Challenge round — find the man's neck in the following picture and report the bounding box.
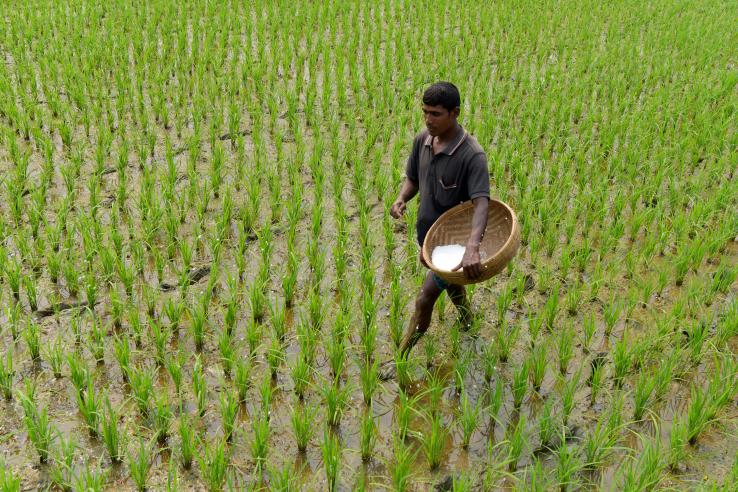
[436,122,462,145]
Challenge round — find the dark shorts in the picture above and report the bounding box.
[432,272,451,291]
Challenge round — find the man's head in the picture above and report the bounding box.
[422,82,460,137]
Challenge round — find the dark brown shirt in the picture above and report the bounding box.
[406,126,490,246]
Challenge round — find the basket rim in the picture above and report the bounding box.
[421,198,519,276]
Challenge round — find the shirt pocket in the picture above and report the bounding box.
[433,169,463,208]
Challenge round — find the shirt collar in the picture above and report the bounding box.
[423,126,467,155]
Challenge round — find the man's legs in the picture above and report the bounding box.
[398,270,444,357]
[446,284,473,330]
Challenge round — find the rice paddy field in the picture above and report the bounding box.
[0,0,737,490]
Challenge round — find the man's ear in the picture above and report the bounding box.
[452,107,460,119]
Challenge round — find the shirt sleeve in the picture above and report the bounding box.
[405,136,420,183]
[467,152,491,199]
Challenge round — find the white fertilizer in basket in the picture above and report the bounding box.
[431,244,466,271]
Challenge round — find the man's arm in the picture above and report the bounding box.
[390,178,419,219]
[453,196,489,279]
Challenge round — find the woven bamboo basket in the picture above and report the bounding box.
[421,199,520,286]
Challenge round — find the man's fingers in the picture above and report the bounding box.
[451,261,463,272]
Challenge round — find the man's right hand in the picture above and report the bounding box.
[390,199,406,219]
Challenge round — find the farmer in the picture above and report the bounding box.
[383,82,490,376]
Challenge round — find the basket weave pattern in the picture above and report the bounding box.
[421,199,521,286]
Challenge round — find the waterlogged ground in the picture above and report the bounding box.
[0,0,737,490]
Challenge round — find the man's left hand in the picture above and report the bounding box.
[452,244,483,280]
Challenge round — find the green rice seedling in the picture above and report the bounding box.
[494,321,519,363]
[17,383,53,463]
[496,285,513,325]
[72,458,107,492]
[395,351,413,390]
[418,410,447,470]
[251,412,270,473]
[581,313,596,354]
[613,336,630,387]
[112,335,131,383]
[561,371,580,427]
[101,396,123,463]
[282,251,298,307]
[0,350,13,400]
[396,388,417,441]
[321,428,341,492]
[270,298,287,341]
[0,459,21,492]
[603,296,621,336]
[6,303,22,340]
[266,336,286,379]
[152,393,173,444]
[189,298,207,352]
[249,277,268,323]
[618,436,664,491]
[542,286,559,330]
[66,350,90,399]
[218,326,236,378]
[326,333,346,379]
[83,271,98,309]
[245,314,262,357]
[165,351,184,397]
[685,319,708,363]
[488,377,505,430]
[506,413,527,471]
[668,414,689,471]
[109,288,124,330]
[269,462,297,492]
[23,274,38,311]
[423,333,438,369]
[259,373,274,417]
[129,364,154,417]
[589,358,605,405]
[388,270,406,348]
[358,357,379,405]
[450,324,461,360]
[453,351,471,394]
[87,314,105,364]
[390,432,416,492]
[179,415,195,470]
[193,356,207,417]
[22,318,41,362]
[710,260,737,295]
[564,282,582,316]
[528,311,544,348]
[528,343,547,393]
[127,305,143,348]
[558,323,574,375]
[322,377,352,427]
[234,356,252,403]
[128,438,152,492]
[290,354,311,400]
[76,379,101,437]
[538,398,557,451]
[49,432,76,491]
[163,297,185,332]
[5,259,21,301]
[555,438,581,492]
[291,402,318,452]
[477,335,498,381]
[219,389,239,442]
[360,407,377,462]
[458,389,482,448]
[512,362,529,409]
[142,283,157,318]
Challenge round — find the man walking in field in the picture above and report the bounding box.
[383,82,490,377]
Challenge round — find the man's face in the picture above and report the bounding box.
[422,104,459,137]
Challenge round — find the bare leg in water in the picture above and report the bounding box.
[382,272,473,380]
[398,271,444,358]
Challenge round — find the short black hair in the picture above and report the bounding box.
[422,82,461,112]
